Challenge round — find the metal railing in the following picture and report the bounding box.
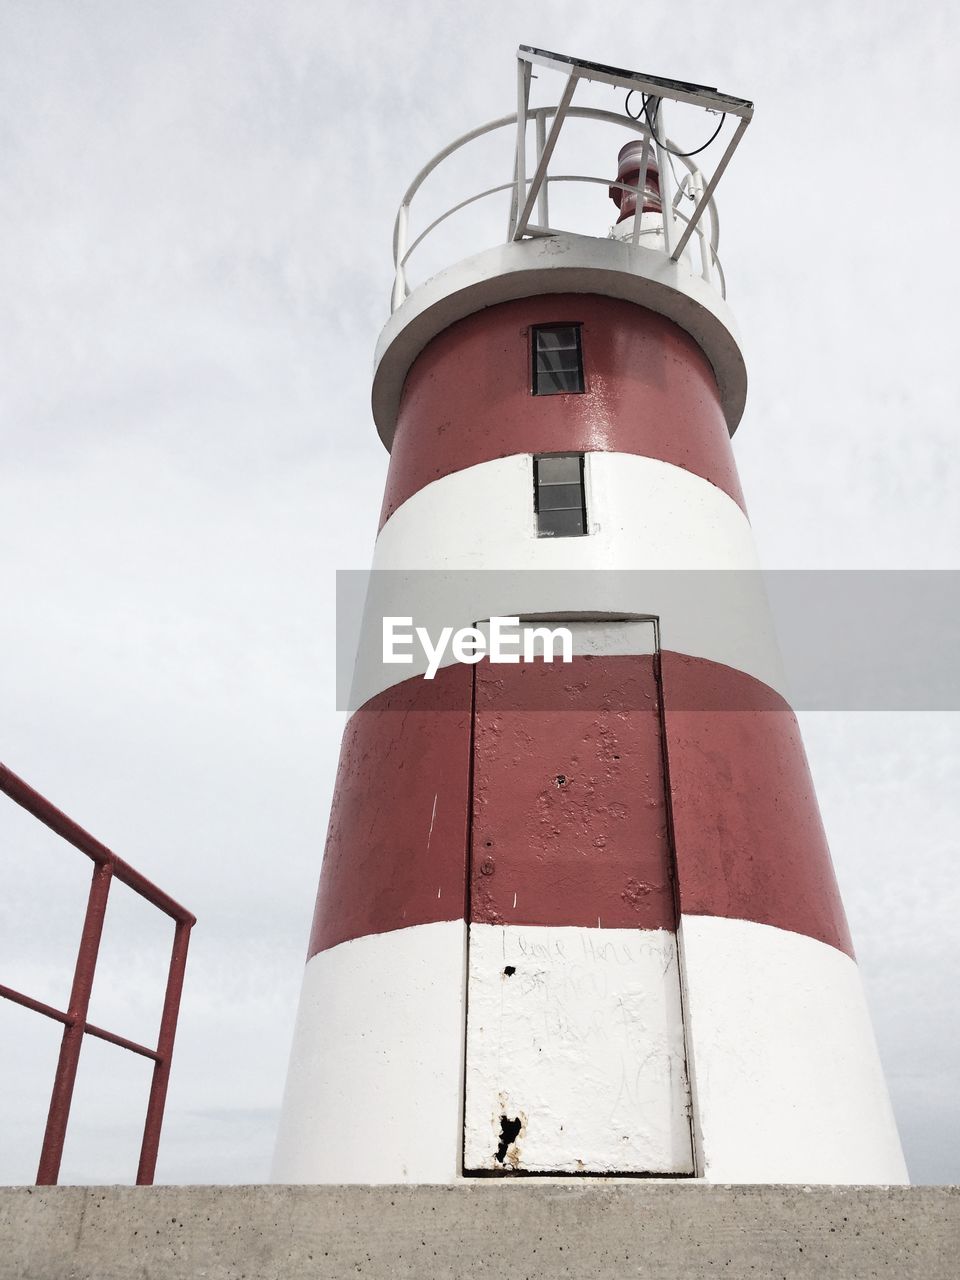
[390,47,754,313]
[0,762,195,1185]
[391,106,726,312]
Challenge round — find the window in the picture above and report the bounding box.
[534,454,587,537]
[532,324,584,396]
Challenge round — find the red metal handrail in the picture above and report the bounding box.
[0,762,196,1185]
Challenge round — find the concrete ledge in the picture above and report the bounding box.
[1,1184,957,1280]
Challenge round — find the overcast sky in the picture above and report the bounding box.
[0,0,957,1186]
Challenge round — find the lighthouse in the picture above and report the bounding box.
[273,47,907,1184]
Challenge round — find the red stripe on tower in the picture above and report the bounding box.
[380,296,746,530]
[308,655,851,959]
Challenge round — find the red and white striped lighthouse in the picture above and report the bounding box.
[273,48,907,1184]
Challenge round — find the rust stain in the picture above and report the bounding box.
[469,653,677,931]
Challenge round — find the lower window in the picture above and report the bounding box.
[534,453,587,538]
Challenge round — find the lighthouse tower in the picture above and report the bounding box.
[273,48,907,1184]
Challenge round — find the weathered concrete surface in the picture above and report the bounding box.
[1,1184,957,1280]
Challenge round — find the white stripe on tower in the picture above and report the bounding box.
[352,449,780,710]
[679,916,906,1183]
[272,922,466,1183]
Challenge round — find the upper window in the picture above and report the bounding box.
[532,324,584,396]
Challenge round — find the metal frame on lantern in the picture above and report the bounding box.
[512,46,753,258]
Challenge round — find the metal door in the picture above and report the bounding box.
[463,620,694,1174]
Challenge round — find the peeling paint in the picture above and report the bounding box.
[470,643,676,933]
[426,793,438,850]
[464,923,693,1174]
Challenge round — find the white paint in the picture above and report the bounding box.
[474,616,656,658]
[427,793,437,848]
[272,922,466,1184]
[561,617,657,655]
[609,211,668,253]
[679,915,909,1184]
[374,453,756,573]
[346,452,785,710]
[272,915,907,1184]
[372,231,747,443]
[464,924,694,1174]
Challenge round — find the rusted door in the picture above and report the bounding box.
[463,620,694,1175]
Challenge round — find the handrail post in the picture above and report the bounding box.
[36,860,113,1185]
[505,147,519,243]
[630,104,655,246]
[656,135,675,257]
[535,110,549,228]
[136,918,193,1185]
[392,203,410,312]
[690,169,714,284]
[509,58,531,239]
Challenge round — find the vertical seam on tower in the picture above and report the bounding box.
[653,631,703,1178]
[458,653,480,1177]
